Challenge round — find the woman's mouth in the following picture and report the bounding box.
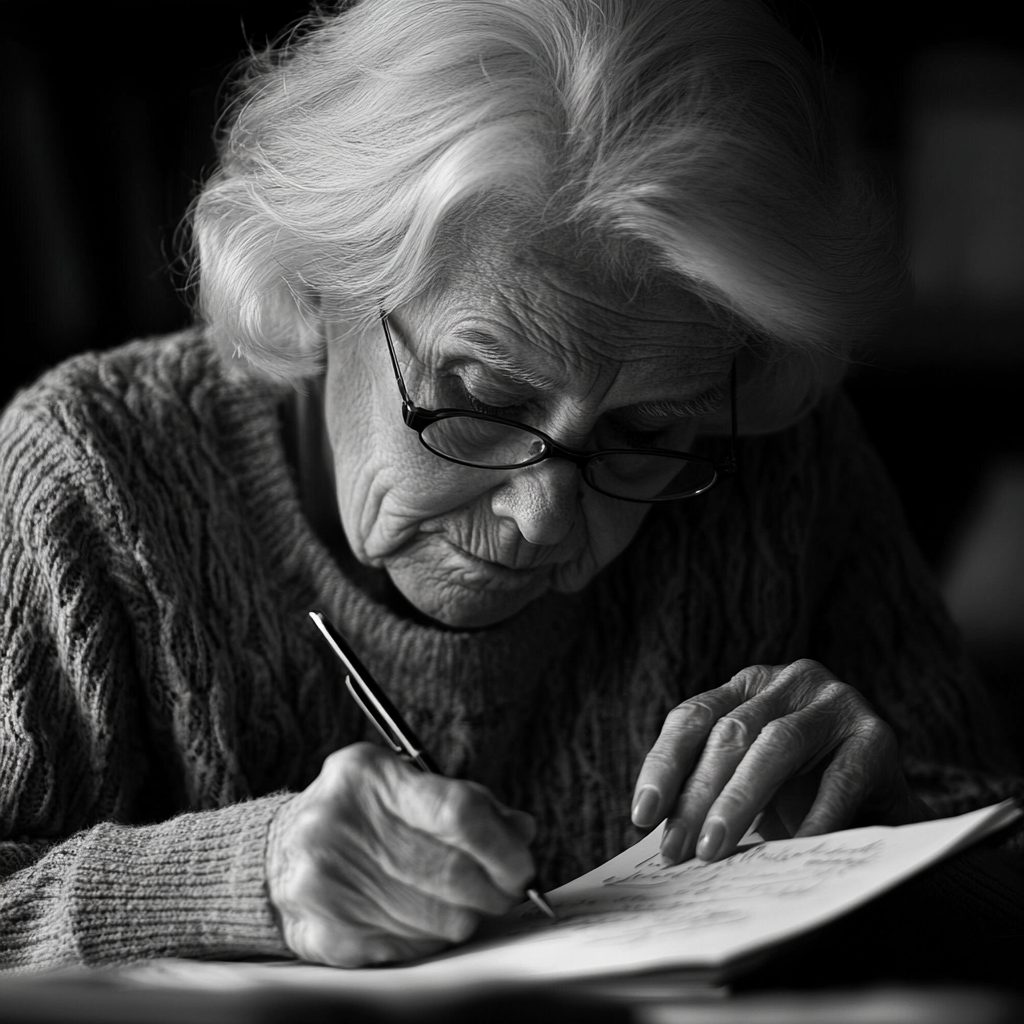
[447,541,554,578]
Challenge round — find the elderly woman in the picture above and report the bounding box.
[0,0,1019,973]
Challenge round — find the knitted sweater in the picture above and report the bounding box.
[0,330,1019,972]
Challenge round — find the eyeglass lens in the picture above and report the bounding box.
[586,451,716,500]
[419,417,715,500]
[420,416,544,468]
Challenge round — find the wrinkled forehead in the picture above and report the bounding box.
[421,232,740,375]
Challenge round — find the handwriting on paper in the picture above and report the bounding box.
[127,802,1017,989]
[510,835,884,947]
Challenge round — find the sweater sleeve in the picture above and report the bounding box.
[0,389,291,971]
[807,396,1024,822]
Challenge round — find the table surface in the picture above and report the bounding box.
[3,841,1020,1023]
[1,972,1022,1024]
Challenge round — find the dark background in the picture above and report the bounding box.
[2,1,1023,753]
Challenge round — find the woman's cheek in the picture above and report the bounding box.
[339,450,497,567]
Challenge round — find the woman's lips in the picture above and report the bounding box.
[455,545,546,573]
[439,539,561,582]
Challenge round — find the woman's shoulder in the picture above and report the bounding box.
[4,328,282,451]
[0,329,287,520]
[5,328,275,424]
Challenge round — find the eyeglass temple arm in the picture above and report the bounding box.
[379,309,416,410]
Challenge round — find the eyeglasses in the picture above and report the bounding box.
[380,311,737,503]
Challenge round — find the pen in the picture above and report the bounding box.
[309,610,557,920]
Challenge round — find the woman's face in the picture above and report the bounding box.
[322,248,738,628]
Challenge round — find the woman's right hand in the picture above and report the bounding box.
[265,742,537,967]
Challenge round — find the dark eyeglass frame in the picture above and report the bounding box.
[380,310,738,503]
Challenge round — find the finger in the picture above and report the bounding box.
[631,682,754,829]
[287,909,450,969]
[693,704,837,861]
[669,669,875,861]
[390,769,536,898]
[499,808,537,845]
[659,698,783,863]
[312,747,528,919]
[298,829,490,944]
[375,809,522,916]
[795,717,900,836]
[460,780,537,844]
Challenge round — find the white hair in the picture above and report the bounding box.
[191,0,906,383]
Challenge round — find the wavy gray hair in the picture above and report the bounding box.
[191,0,906,386]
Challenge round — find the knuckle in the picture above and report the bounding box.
[856,714,896,751]
[771,659,829,694]
[665,699,716,733]
[818,680,854,704]
[323,745,354,775]
[322,742,377,785]
[434,782,485,834]
[343,741,384,770]
[728,664,775,692]
[789,657,826,677]
[757,716,804,749]
[708,714,753,750]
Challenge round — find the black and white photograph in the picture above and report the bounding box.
[2,2,1022,1021]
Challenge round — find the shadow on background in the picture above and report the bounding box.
[2,2,1023,758]
[1,1,310,399]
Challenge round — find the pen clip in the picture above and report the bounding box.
[310,611,440,774]
[343,674,406,758]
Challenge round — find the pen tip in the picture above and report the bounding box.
[527,888,558,920]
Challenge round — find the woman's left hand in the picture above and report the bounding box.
[631,659,932,864]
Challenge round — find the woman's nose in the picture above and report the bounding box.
[489,458,581,547]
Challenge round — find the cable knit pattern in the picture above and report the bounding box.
[1,329,1020,971]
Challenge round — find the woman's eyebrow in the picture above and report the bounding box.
[453,327,729,413]
[627,385,726,420]
[452,329,562,391]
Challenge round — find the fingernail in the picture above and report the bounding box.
[697,819,726,861]
[660,823,687,863]
[632,786,660,827]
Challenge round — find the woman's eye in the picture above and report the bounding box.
[622,426,672,447]
[604,416,689,449]
[445,373,528,417]
[464,391,526,417]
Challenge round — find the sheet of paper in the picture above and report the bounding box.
[126,801,1018,996]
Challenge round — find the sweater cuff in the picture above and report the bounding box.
[71,794,295,966]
